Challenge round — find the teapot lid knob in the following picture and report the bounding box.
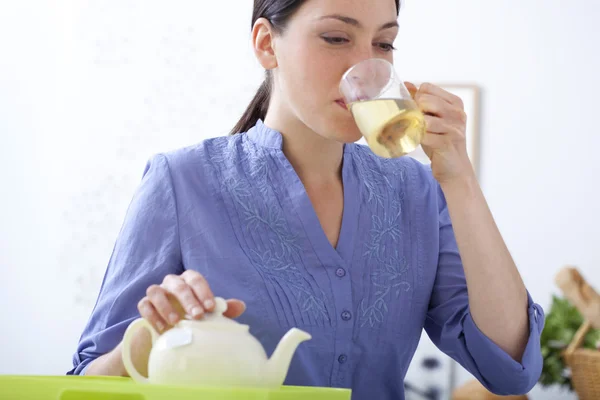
[197,297,237,324]
[213,297,228,316]
[181,296,248,331]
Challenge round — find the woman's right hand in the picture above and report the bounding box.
[88,268,246,377]
[137,270,246,333]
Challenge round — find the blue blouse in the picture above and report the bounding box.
[69,120,544,399]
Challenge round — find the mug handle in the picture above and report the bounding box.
[122,318,159,383]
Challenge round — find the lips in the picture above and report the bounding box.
[335,99,348,109]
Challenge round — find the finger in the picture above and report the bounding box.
[138,296,167,333]
[404,81,418,99]
[147,284,183,325]
[181,270,216,312]
[163,274,205,319]
[421,131,450,151]
[424,115,456,135]
[415,93,466,123]
[418,82,463,107]
[414,93,448,117]
[223,299,247,319]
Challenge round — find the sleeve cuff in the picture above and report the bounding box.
[67,356,93,376]
[462,291,545,395]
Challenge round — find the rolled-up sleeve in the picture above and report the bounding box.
[423,184,545,395]
[67,154,183,375]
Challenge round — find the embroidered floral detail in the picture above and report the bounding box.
[360,253,411,328]
[380,157,407,181]
[354,147,408,208]
[208,137,330,324]
[363,213,402,260]
[363,175,386,208]
[391,196,404,219]
[355,148,412,328]
[250,250,329,319]
[223,174,301,258]
[239,142,271,198]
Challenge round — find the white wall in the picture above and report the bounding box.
[1,1,598,399]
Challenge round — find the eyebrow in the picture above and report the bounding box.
[319,14,399,31]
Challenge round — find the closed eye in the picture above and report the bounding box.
[322,36,350,45]
[376,42,397,52]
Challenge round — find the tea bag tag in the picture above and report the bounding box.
[162,327,193,349]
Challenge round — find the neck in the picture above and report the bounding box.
[264,107,344,185]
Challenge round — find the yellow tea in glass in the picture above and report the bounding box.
[340,59,425,158]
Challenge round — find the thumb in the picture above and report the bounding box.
[223,299,246,318]
[420,142,434,162]
[404,81,418,99]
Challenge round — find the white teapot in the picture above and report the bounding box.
[122,297,311,388]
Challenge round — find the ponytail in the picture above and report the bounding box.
[229,72,272,135]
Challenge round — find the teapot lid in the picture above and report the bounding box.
[181,297,248,332]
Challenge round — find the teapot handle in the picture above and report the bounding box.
[122,318,159,383]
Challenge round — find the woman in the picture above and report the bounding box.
[68,0,545,399]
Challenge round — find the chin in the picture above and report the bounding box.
[305,107,363,144]
[327,119,363,144]
[335,130,363,144]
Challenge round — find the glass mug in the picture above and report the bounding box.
[340,58,426,158]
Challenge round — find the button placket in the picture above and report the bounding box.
[328,263,354,388]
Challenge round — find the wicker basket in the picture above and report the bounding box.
[562,321,600,400]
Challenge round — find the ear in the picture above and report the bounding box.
[252,17,278,70]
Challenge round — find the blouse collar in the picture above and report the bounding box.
[245,119,283,150]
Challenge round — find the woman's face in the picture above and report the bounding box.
[271,0,399,143]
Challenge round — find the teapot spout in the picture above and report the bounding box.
[265,328,311,388]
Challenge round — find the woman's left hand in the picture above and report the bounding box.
[405,82,476,186]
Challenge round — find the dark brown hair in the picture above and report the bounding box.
[230,0,401,134]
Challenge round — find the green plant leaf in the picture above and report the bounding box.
[539,295,599,390]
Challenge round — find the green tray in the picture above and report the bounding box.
[0,375,351,400]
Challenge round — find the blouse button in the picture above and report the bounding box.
[338,354,348,364]
[335,268,346,278]
[341,310,352,321]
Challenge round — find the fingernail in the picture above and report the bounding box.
[156,321,165,332]
[191,306,203,317]
[169,313,179,324]
[204,299,214,310]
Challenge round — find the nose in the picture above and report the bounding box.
[348,42,378,70]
